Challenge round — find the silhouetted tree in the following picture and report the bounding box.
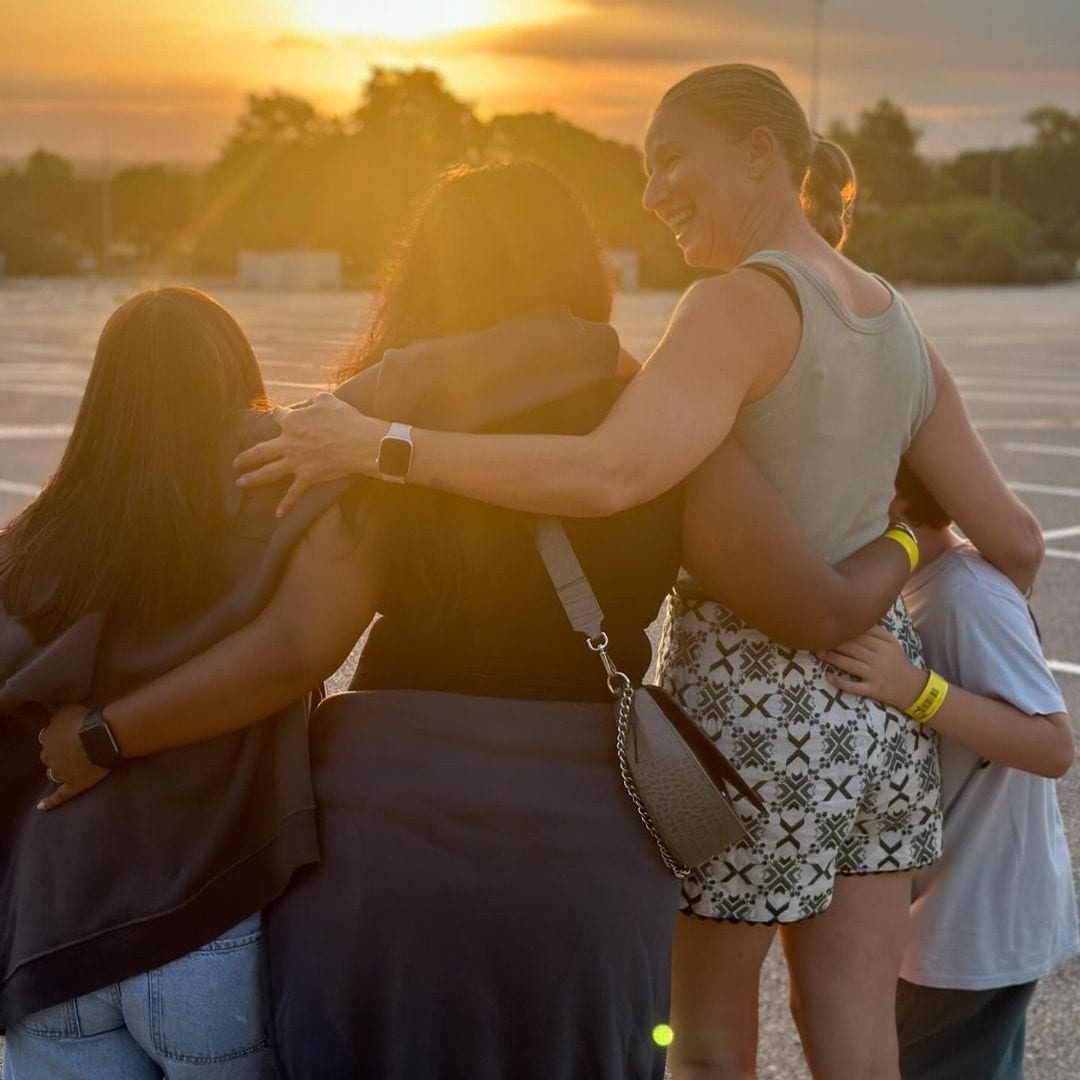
[2,73,1075,282]
[829,99,934,207]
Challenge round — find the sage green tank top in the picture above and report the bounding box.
[732,250,935,563]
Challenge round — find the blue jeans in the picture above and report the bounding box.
[896,977,1038,1080]
[3,914,279,1080]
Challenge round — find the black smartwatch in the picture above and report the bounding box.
[376,422,414,484]
[79,710,124,769]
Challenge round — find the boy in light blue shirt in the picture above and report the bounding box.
[823,463,1076,1080]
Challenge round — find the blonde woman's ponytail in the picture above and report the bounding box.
[801,137,856,249]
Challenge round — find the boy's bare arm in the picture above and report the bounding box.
[821,626,1074,779]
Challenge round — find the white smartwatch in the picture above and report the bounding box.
[376,422,414,484]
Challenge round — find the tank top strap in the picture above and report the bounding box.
[741,250,901,335]
[739,250,817,320]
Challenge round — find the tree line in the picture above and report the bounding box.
[1,68,1077,285]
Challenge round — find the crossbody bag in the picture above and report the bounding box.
[532,516,765,878]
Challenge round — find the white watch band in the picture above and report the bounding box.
[377,422,414,484]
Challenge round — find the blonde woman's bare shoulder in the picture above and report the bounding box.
[667,269,800,356]
[676,269,798,323]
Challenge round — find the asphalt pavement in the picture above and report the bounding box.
[1,276,1078,1078]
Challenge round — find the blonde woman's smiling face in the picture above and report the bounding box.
[642,106,756,271]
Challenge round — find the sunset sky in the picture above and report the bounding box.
[3,0,1078,165]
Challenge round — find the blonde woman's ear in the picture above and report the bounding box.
[745,126,776,179]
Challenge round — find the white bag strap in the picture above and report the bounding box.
[531,516,630,697]
[531,516,605,642]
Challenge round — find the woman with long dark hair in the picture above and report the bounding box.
[0,287,371,1077]
[18,165,681,1080]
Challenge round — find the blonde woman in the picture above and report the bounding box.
[237,66,1043,1079]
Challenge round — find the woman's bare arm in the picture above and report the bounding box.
[38,505,378,808]
[106,505,376,756]
[235,271,800,518]
[905,341,1044,592]
[684,441,911,651]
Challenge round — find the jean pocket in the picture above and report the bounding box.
[148,916,271,1063]
[19,999,80,1039]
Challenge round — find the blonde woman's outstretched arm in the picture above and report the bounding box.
[235,271,800,517]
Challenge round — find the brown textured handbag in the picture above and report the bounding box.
[533,517,765,878]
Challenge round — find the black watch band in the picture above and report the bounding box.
[79,710,124,769]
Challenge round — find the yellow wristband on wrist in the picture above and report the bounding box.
[883,527,920,573]
[905,670,949,724]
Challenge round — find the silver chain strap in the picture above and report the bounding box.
[588,633,691,879]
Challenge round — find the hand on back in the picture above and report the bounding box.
[819,625,926,713]
[37,704,110,811]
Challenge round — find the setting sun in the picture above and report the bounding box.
[300,0,499,39]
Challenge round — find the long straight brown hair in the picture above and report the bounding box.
[0,286,266,640]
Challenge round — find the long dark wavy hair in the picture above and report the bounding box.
[343,161,614,616]
[339,160,612,381]
[0,286,266,640]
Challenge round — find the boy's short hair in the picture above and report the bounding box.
[896,461,952,529]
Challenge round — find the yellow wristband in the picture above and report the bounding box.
[883,527,920,573]
[905,670,949,724]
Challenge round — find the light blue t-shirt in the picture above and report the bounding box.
[900,541,1078,990]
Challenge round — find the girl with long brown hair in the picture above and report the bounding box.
[0,287,372,1077]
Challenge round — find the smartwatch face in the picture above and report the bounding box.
[378,437,412,478]
[81,719,121,767]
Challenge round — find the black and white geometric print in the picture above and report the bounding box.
[656,593,942,925]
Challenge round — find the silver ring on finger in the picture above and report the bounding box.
[46,767,62,786]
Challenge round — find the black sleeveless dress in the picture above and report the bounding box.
[265,380,683,1080]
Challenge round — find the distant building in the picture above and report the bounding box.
[607,249,641,291]
[238,251,342,291]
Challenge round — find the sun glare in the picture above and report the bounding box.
[302,0,499,39]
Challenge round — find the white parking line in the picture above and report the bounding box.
[953,366,1080,382]
[1009,482,1080,499]
[0,424,74,440]
[1049,660,1080,678]
[975,419,1080,431]
[957,375,1080,391]
[1003,442,1080,458]
[957,334,1076,347]
[964,391,1080,406]
[0,479,41,497]
[0,382,86,399]
[0,363,89,379]
[1043,526,1080,541]
[1046,549,1080,562]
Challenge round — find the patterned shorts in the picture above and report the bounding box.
[656,592,942,925]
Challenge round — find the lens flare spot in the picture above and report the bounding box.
[653,1023,675,1047]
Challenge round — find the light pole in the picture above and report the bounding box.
[99,137,112,273]
[810,0,826,131]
